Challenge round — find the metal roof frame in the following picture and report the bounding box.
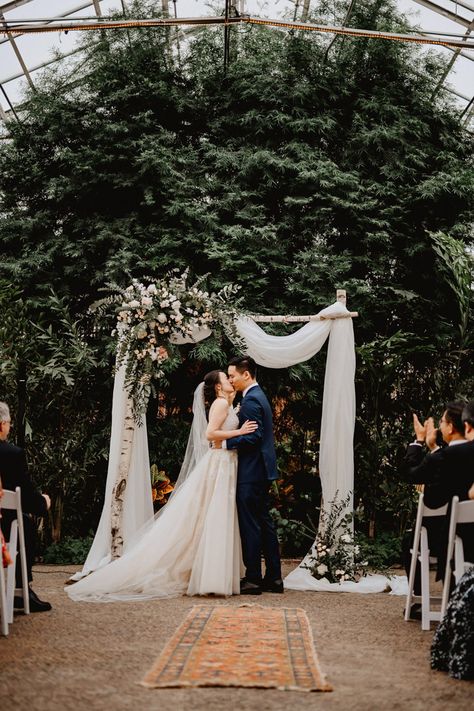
[0,0,473,128]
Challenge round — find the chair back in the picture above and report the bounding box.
[455,499,474,524]
[0,487,30,615]
[0,498,9,635]
[441,496,474,617]
[1,487,24,517]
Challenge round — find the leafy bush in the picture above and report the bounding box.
[355,531,402,571]
[43,536,93,565]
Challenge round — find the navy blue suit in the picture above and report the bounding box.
[226,384,281,584]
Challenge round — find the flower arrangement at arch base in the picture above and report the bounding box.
[97,270,242,418]
[304,494,369,584]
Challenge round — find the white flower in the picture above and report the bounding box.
[129,300,140,308]
[172,300,181,311]
[125,285,134,292]
[150,351,158,361]
[354,545,360,555]
[142,296,153,307]
[316,564,328,575]
[335,569,344,576]
[137,330,147,340]
[147,284,157,294]
[160,300,170,308]
[319,550,326,558]
[344,574,351,580]
[157,313,167,323]
[175,313,183,322]
[340,534,352,544]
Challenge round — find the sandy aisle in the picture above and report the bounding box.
[1,562,471,710]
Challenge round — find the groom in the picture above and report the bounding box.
[226,356,283,595]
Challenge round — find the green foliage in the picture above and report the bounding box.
[43,536,94,565]
[356,531,402,571]
[0,0,472,546]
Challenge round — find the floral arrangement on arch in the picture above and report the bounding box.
[99,270,241,416]
[304,494,368,584]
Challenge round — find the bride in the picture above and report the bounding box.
[67,370,257,601]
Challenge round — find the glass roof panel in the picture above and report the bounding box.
[0,0,472,125]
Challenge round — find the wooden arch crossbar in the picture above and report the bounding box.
[253,290,359,323]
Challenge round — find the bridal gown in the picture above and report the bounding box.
[67,408,241,601]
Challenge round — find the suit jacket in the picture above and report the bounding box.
[226,385,278,484]
[402,441,474,576]
[0,440,47,536]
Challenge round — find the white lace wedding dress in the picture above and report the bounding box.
[67,408,241,601]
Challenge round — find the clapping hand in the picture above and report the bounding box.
[425,418,438,451]
[413,413,427,442]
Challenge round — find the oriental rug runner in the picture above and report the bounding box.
[141,604,332,692]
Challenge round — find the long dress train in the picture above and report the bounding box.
[67,409,241,601]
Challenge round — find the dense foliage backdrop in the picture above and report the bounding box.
[0,0,473,554]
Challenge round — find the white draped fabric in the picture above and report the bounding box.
[69,362,153,581]
[235,301,355,513]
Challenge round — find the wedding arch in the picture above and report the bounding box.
[72,275,404,593]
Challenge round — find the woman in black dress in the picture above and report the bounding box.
[431,565,474,680]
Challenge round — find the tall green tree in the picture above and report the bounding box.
[0,0,472,543]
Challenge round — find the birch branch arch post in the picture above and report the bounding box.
[71,281,358,581]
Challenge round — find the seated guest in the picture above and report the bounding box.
[401,401,474,618]
[0,402,52,612]
[431,565,474,680]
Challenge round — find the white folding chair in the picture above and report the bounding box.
[0,523,8,636]
[440,496,474,618]
[1,487,30,621]
[404,493,448,630]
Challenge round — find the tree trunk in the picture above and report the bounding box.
[51,492,63,544]
[110,398,135,559]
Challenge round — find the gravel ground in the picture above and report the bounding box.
[1,562,472,711]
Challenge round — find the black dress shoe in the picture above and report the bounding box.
[262,578,284,593]
[240,580,262,595]
[404,603,421,621]
[14,589,52,613]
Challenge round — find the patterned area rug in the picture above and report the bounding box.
[141,604,332,692]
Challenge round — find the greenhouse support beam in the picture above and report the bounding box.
[92,0,102,17]
[0,3,104,46]
[0,10,34,88]
[431,21,474,99]
[412,0,473,29]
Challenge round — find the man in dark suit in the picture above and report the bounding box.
[0,401,52,612]
[401,401,474,618]
[227,356,282,595]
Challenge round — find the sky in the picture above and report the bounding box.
[0,0,472,115]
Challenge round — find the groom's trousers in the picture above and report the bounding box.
[236,482,281,584]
